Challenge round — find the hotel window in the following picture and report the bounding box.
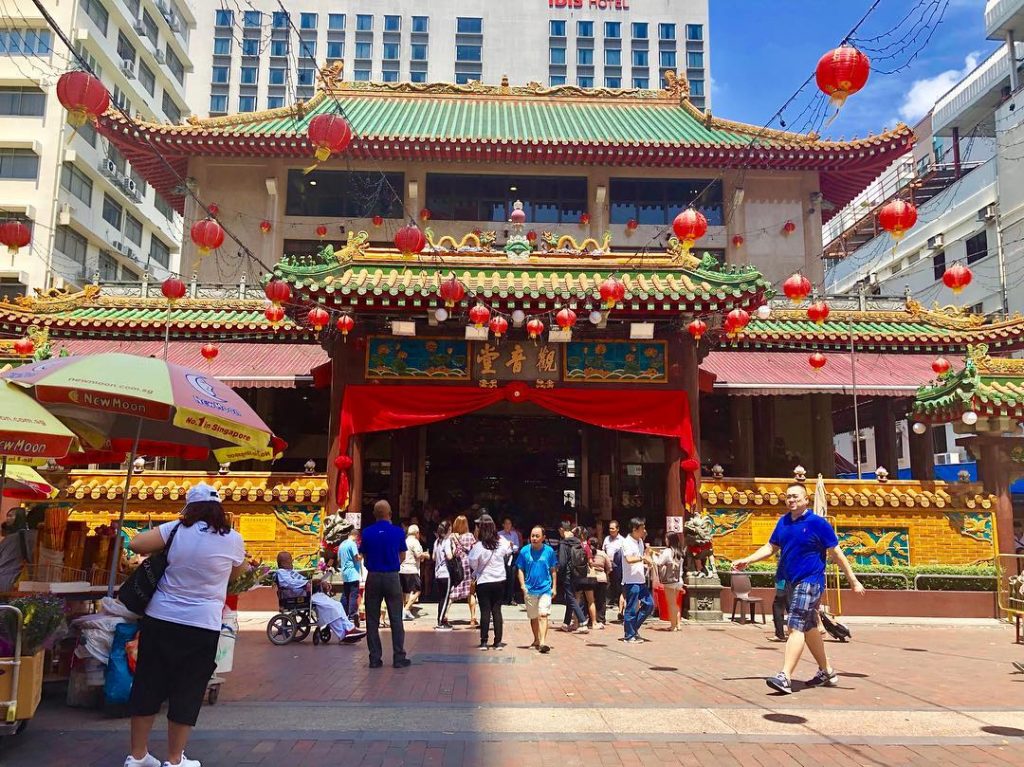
[457,18,482,34]
[659,50,676,68]
[267,96,284,109]
[55,226,87,267]
[209,94,227,113]
[149,236,170,268]
[300,39,316,58]
[605,22,620,39]
[632,50,648,67]
[550,75,566,86]
[0,149,38,179]
[658,23,676,40]
[240,66,258,85]
[211,66,228,84]
[327,41,344,59]
[632,22,648,39]
[300,13,317,30]
[456,45,481,62]
[382,70,398,83]
[411,43,427,61]
[139,9,158,41]
[578,48,593,66]
[384,15,400,32]
[549,20,566,37]
[270,40,288,56]
[268,68,286,85]
[60,162,93,205]
[354,69,370,82]
[577,21,594,38]
[355,42,371,59]
[286,170,405,218]
[578,76,594,88]
[242,38,260,56]
[383,43,399,60]
[214,9,232,27]
[605,76,621,88]
[238,95,256,112]
[155,195,174,222]
[0,28,52,56]
[244,10,261,28]
[0,87,45,116]
[690,79,704,97]
[138,61,155,95]
[632,77,649,89]
[966,231,989,265]
[272,11,289,29]
[455,72,474,85]
[686,24,704,41]
[609,178,723,226]
[123,212,143,246]
[357,14,373,31]
[328,14,345,30]
[166,47,184,83]
[410,71,426,83]
[412,16,428,33]
[161,91,181,123]
[116,32,135,64]
[83,0,108,35]
[297,68,315,85]
[98,252,118,281]
[427,174,586,223]
[213,37,231,55]
[550,47,566,65]
[605,49,621,66]
[102,193,123,229]
[687,51,704,68]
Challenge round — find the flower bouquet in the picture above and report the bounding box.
[0,595,67,656]
[227,558,272,596]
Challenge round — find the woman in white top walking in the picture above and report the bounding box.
[467,512,511,650]
[655,532,686,631]
[123,483,246,767]
[432,520,454,630]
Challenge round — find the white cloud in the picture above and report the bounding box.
[898,52,982,123]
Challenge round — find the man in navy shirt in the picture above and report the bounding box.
[735,484,863,694]
[359,499,411,668]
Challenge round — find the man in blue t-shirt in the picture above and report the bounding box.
[735,483,863,694]
[359,499,410,669]
[516,526,559,654]
[336,521,361,627]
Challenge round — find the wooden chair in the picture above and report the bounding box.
[730,573,766,625]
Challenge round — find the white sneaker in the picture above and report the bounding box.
[402,610,414,621]
[125,755,161,767]
[163,756,201,767]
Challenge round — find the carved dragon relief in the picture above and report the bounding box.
[12,285,101,312]
[423,230,497,253]
[539,231,612,254]
[968,343,1024,376]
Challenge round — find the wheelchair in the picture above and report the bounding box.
[265,593,332,646]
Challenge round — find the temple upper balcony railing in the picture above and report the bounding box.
[91,274,268,301]
[986,0,1024,40]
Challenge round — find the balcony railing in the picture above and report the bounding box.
[933,43,1024,133]
[986,0,1024,37]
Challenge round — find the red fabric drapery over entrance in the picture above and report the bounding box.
[336,382,700,510]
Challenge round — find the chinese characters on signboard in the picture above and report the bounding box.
[472,341,560,384]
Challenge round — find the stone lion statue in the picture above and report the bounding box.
[683,513,717,579]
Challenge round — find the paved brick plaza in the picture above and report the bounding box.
[5,610,1024,766]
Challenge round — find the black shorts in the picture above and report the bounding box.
[129,616,219,726]
[400,574,422,594]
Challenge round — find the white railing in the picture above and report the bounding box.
[933,43,1024,133]
[986,0,1024,37]
[822,157,916,244]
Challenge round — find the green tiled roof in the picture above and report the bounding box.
[912,346,1024,422]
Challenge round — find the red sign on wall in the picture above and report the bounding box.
[549,0,631,9]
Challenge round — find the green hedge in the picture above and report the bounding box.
[716,561,997,591]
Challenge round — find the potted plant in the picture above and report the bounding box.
[0,596,67,720]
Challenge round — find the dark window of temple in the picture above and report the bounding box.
[609,178,723,226]
[285,170,405,218]
[426,174,586,223]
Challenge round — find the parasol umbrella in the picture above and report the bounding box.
[2,353,282,594]
[0,380,77,503]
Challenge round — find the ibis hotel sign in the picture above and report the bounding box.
[549,0,631,9]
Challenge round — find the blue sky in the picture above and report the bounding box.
[709,0,997,138]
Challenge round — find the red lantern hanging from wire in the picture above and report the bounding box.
[782,220,797,236]
[598,276,626,309]
[687,318,707,342]
[306,113,352,168]
[724,308,751,337]
[815,45,870,109]
[336,314,355,337]
[259,219,272,235]
[394,224,426,257]
[782,273,812,304]
[526,318,545,339]
[808,351,827,371]
[438,276,465,308]
[419,208,431,222]
[468,304,491,328]
[372,215,383,227]
[932,356,951,376]
[942,263,973,294]
[878,199,918,242]
[672,209,708,252]
[579,212,591,226]
[307,306,330,331]
[626,218,639,232]
[207,203,219,216]
[488,316,509,338]
[555,307,577,330]
[0,220,31,255]
[56,70,110,128]
[526,230,537,244]
[190,218,225,254]
[161,276,187,302]
[200,343,219,361]
[315,225,328,239]
[13,337,34,356]
[806,300,830,325]
[264,305,286,325]
[732,235,744,248]
[264,279,291,305]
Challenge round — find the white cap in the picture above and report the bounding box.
[186,482,221,505]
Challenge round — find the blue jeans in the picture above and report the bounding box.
[623,583,654,640]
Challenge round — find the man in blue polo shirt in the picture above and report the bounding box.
[516,526,558,654]
[734,483,864,694]
[359,499,410,669]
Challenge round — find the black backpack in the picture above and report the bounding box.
[568,540,589,581]
[445,537,465,587]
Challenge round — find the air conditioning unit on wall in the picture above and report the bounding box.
[934,452,961,465]
[927,234,944,250]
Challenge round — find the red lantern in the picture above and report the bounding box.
[307,306,330,331]
[419,208,431,222]
[334,455,353,471]
[264,279,291,305]
[336,314,355,336]
[598,276,626,308]
[190,218,225,254]
[438,276,465,308]
[488,316,509,337]
[394,224,426,256]
[555,307,577,330]
[316,224,328,239]
[264,305,285,325]
[56,70,109,127]
[687,318,707,342]
[724,308,750,336]
[307,113,352,163]
[782,273,812,304]
[13,337,34,356]
[942,263,973,294]
[808,351,827,371]
[732,235,744,248]
[672,209,708,249]
[526,318,545,339]
[207,203,219,216]
[259,219,272,235]
[626,218,639,232]
[161,277,187,302]
[0,221,31,255]
[806,300,830,325]
[468,304,491,328]
[200,343,219,361]
[526,230,537,243]
[372,215,384,227]
[782,220,797,236]
[878,199,918,242]
[932,357,951,376]
[815,45,871,108]
[579,212,591,226]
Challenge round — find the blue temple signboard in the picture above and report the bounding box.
[564,340,667,383]
[366,337,471,380]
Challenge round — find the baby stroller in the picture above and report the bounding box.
[265,573,332,646]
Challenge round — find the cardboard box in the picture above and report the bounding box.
[0,650,45,720]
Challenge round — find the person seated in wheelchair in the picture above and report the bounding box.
[274,551,313,606]
[274,551,366,644]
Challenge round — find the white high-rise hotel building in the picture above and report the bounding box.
[0,0,193,296]
[188,0,710,118]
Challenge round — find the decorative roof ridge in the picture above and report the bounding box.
[967,343,1024,377]
[700,477,992,509]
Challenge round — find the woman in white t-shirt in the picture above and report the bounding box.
[654,533,686,631]
[467,512,511,650]
[123,483,246,767]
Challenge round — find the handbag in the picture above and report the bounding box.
[445,536,466,588]
[119,523,180,616]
